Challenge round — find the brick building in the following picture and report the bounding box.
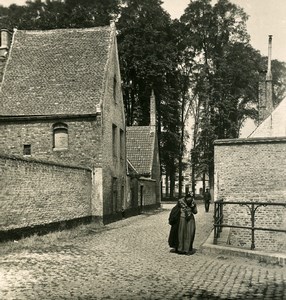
[214,36,286,252]
[0,23,128,237]
[125,91,161,216]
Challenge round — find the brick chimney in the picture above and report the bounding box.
[0,29,11,60]
[258,70,266,124]
[258,35,273,124]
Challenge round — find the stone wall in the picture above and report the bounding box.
[0,154,92,234]
[214,138,286,252]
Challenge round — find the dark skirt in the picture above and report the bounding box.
[168,222,179,249]
[168,203,180,249]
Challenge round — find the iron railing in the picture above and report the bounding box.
[214,199,286,250]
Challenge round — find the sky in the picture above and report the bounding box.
[1,0,284,138]
[2,0,286,63]
[161,0,286,63]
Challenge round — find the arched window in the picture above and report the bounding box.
[53,123,68,150]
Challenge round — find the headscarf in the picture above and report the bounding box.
[178,197,193,221]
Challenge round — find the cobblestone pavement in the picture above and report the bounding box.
[0,203,285,300]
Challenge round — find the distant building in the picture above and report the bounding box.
[214,36,286,252]
[126,91,161,214]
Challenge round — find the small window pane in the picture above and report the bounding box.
[54,128,68,149]
[23,144,31,155]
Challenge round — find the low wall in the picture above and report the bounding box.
[0,154,92,240]
[139,177,157,207]
[214,138,286,252]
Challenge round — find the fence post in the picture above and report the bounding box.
[213,201,218,244]
[219,200,223,234]
[250,203,255,250]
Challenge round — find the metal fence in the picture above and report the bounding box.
[214,199,286,250]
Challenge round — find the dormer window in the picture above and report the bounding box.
[53,123,68,150]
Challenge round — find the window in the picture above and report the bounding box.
[121,185,124,210]
[23,144,31,156]
[120,129,124,161]
[112,177,117,212]
[113,76,117,102]
[53,123,68,150]
[112,124,117,158]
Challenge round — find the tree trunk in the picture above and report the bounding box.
[165,173,169,199]
[178,142,184,198]
[191,155,196,196]
[170,171,175,200]
[202,172,206,194]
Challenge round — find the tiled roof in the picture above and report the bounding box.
[126,126,155,176]
[0,26,112,116]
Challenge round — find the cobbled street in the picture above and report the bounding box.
[0,203,285,300]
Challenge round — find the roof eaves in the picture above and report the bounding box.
[148,128,156,175]
[0,113,100,122]
[99,23,115,111]
[127,158,139,174]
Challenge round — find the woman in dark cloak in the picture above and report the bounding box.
[168,192,198,255]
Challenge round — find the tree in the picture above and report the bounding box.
[117,0,183,198]
[0,0,120,30]
[117,0,174,124]
[180,0,261,192]
[262,58,286,107]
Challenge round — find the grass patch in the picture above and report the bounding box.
[0,222,105,255]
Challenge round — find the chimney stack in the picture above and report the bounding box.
[266,35,272,81]
[258,35,273,124]
[265,35,273,116]
[0,29,11,60]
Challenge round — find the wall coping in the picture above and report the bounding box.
[214,137,286,146]
[139,177,156,182]
[0,153,92,172]
[0,113,100,123]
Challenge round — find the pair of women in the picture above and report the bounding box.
[168,192,198,255]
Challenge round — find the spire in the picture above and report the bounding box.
[150,90,156,133]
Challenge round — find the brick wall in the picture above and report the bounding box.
[151,134,161,204]
[139,178,158,207]
[101,35,126,218]
[0,154,92,232]
[0,30,127,226]
[0,117,101,169]
[214,138,286,252]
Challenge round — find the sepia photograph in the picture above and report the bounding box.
[0,0,285,299]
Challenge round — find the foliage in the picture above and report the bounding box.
[117,0,184,197]
[117,0,174,124]
[261,58,286,107]
[180,0,263,189]
[0,0,286,196]
[0,0,120,30]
